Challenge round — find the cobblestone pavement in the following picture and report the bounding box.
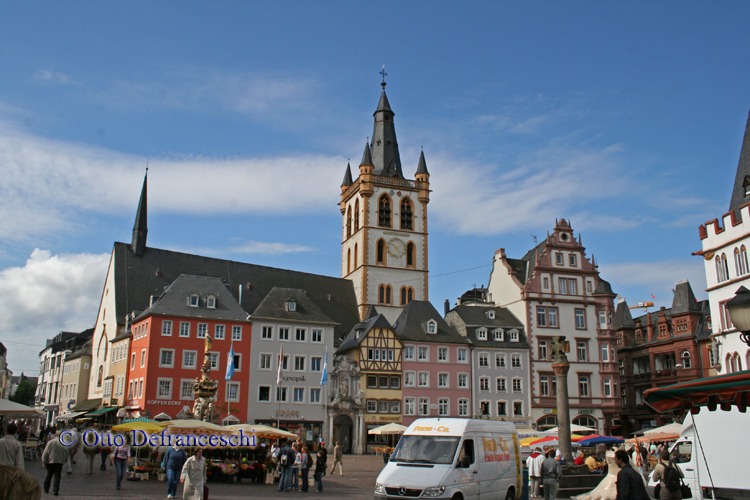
[24,454,385,499]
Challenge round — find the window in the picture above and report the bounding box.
[536,307,559,327]
[427,320,437,334]
[579,376,590,397]
[736,245,750,276]
[404,397,415,415]
[538,341,548,360]
[400,198,413,230]
[346,207,352,238]
[418,346,428,361]
[569,254,577,266]
[258,386,270,402]
[540,375,549,397]
[377,239,386,264]
[458,348,467,362]
[379,376,389,388]
[601,344,610,362]
[354,199,360,231]
[276,387,287,403]
[512,378,522,393]
[189,295,199,307]
[286,299,297,312]
[197,323,208,339]
[603,378,612,397]
[497,401,507,416]
[494,329,504,341]
[312,329,323,343]
[558,278,567,294]
[418,372,429,387]
[162,321,173,336]
[555,253,563,265]
[497,377,506,392]
[391,400,401,413]
[510,330,519,342]
[378,400,389,413]
[406,243,415,268]
[568,279,577,295]
[215,324,225,340]
[577,342,588,362]
[681,351,692,369]
[379,195,391,227]
[310,388,321,403]
[404,346,414,360]
[179,322,190,337]
[295,328,305,342]
[479,353,489,367]
[209,353,219,370]
[513,401,523,417]
[479,377,489,392]
[438,346,448,361]
[456,373,467,388]
[131,353,135,370]
[293,388,304,403]
[716,253,730,283]
[310,357,321,372]
[390,376,400,388]
[418,398,429,416]
[138,379,143,399]
[367,400,377,413]
[260,353,272,370]
[279,327,290,341]
[575,309,586,329]
[140,349,146,368]
[227,382,240,402]
[379,284,392,305]
[543,277,549,289]
[438,373,449,387]
[261,326,273,340]
[157,379,172,399]
[438,398,449,416]
[206,296,216,309]
[458,399,468,416]
[496,354,506,368]
[294,356,305,372]
[233,354,241,371]
[183,351,197,369]
[477,328,487,340]
[511,354,522,369]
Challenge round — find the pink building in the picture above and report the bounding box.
[392,301,472,425]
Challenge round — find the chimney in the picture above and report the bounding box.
[444,299,450,316]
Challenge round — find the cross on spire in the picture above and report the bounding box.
[380,65,387,88]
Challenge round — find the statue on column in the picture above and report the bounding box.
[191,333,219,422]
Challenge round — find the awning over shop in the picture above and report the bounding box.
[85,406,119,417]
[644,369,750,414]
[56,411,87,421]
[0,399,43,417]
[70,399,102,412]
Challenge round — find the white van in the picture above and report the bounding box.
[374,418,522,500]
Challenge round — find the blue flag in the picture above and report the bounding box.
[320,347,328,386]
[225,342,235,381]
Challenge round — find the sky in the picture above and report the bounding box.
[2,2,750,376]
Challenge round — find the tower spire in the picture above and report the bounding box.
[341,161,353,187]
[370,80,403,178]
[131,167,148,257]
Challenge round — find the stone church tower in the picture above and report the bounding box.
[340,83,430,323]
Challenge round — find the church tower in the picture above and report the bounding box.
[340,82,430,323]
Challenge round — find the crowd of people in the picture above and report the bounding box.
[271,438,333,493]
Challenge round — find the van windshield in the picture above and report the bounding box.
[390,435,461,465]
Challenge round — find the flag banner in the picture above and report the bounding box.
[320,347,328,386]
[225,342,235,381]
[276,345,284,385]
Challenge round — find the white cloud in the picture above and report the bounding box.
[32,69,73,85]
[0,249,109,374]
[227,241,315,255]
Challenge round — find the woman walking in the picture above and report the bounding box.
[180,449,207,500]
[112,435,131,490]
[300,446,311,492]
[313,448,326,493]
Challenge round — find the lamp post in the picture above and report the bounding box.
[725,286,750,347]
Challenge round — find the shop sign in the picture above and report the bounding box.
[282,376,306,383]
[376,415,402,422]
[543,408,558,414]
[147,400,182,406]
[578,409,595,414]
[276,409,300,418]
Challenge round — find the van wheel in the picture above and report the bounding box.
[504,488,515,500]
[451,494,463,500]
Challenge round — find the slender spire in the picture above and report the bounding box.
[341,162,353,187]
[131,168,148,257]
[359,140,373,167]
[416,149,429,175]
[370,85,403,178]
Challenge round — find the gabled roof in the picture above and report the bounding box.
[110,242,360,343]
[251,287,337,325]
[506,258,530,285]
[447,304,529,349]
[336,314,393,354]
[671,280,701,314]
[392,300,468,344]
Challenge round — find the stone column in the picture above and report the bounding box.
[552,361,573,462]
[354,412,364,455]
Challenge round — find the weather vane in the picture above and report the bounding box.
[380,65,387,88]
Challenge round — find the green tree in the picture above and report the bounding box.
[10,380,36,406]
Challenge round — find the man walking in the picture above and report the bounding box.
[330,441,343,476]
[541,449,562,500]
[614,449,649,500]
[0,423,24,470]
[42,427,69,496]
[526,447,543,497]
[162,444,187,499]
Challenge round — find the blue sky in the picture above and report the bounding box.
[2,2,750,375]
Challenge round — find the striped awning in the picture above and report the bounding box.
[645,369,750,414]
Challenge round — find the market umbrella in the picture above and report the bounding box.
[154,412,173,422]
[516,429,553,441]
[545,424,597,435]
[625,432,680,444]
[643,423,682,435]
[166,419,233,434]
[225,424,298,439]
[367,423,407,435]
[112,421,166,433]
[644,369,750,413]
[574,435,624,446]
[527,435,582,447]
[0,399,42,417]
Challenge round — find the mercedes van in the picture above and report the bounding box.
[374,418,521,500]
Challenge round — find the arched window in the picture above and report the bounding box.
[722,253,729,281]
[400,197,413,230]
[354,243,358,268]
[400,287,407,306]
[379,285,392,305]
[379,195,391,227]
[347,248,351,275]
[572,415,598,433]
[726,353,734,373]
[406,242,415,268]
[377,239,386,265]
[536,415,557,431]
[736,353,743,372]
[742,246,749,276]
[716,254,730,282]
[681,350,691,369]
[408,287,413,302]
[386,285,392,305]
[379,285,385,304]
[346,207,352,238]
[354,199,360,232]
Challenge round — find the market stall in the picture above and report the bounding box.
[644,369,750,414]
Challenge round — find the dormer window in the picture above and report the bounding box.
[486,310,495,320]
[477,328,487,340]
[509,329,519,342]
[286,299,297,312]
[744,176,750,195]
[206,296,216,309]
[188,294,199,307]
[494,329,504,341]
[427,320,437,334]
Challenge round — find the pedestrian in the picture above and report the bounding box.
[82,430,98,475]
[112,434,131,490]
[300,445,311,493]
[99,431,111,471]
[651,448,685,500]
[0,463,42,500]
[541,449,562,500]
[343,436,349,454]
[163,444,188,499]
[180,448,207,500]
[292,443,301,490]
[277,439,295,492]
[42,427,69,496]
[526,447,543,498]
[614,449,649,500]
[330,441,343,476]
[0,423,25,470]
[314,448,326,493]
[632,440,646,479]
[554,447,564,464]
[65,427,82,475]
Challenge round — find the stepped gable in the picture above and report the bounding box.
[110,242,360,343]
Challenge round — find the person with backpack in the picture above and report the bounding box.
[651,448,685,500]
[277,439,296,492]
[300,446,312,493]
[162,445,187,499]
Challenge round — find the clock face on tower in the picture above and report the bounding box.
[387,237,405,258]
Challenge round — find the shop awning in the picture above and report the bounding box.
[70,399,102,412]
[56,411,87,421]
[644,369,750,414]
[0,399,43,417]
[85,406,120,417]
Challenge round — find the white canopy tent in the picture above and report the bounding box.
[545,424,597,435]
[0,399,43,418]
[643,423,682,435]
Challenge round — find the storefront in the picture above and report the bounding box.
[365,414,402,453]
[255,417,324,451]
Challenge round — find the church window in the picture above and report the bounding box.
[400,198,413,230]
[379,195,391,227]
[377,239,386,264]
[406,242,415,267]
[354,199,360,232]
[379,285,392,305]
[347,248,351,274]
[354,243,358,268]
[736,245,749,276]
[401,287,407,306]
[346,207,352,238]
[716,253,729,283]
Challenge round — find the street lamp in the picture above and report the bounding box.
[725,286,750,347]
